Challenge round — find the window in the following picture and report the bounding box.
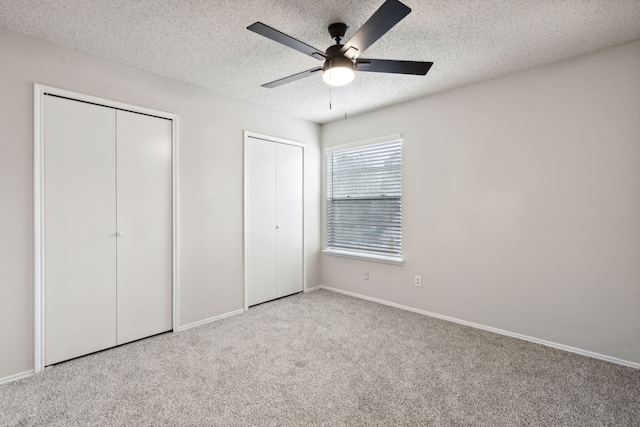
[326,138,402,261]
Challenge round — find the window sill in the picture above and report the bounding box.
[322,248,404,266]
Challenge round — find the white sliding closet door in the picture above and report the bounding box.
[116,111,172,345]
[275,143,303,298]
[245,135,303,307]
[44,96,117,365]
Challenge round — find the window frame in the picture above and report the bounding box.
[323,134,404,265]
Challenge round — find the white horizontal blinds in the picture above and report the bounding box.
[327,140,402,255]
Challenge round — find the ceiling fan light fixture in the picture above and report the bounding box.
[322,56,355,86]
[248,0,432,90]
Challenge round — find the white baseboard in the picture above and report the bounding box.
[304,285,323,293]
[318,286,640,370]
[0,369,34,385]
[177,309,245,332]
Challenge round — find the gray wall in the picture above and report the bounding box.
[0,27,322,380]
[320,40,640,365]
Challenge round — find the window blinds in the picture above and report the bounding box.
[327,140,402,256]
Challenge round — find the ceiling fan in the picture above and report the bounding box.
[247,0,433,88]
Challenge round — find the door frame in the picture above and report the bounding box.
[33,84,180,373]
[243,131,307,311]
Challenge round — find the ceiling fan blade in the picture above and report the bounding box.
[356,58,433,75]
[340,0,411,58]
[248,22,328,60]
[261,67,323,88]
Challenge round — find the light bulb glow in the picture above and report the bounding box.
[322,56,355,86]
[323,67,355,86]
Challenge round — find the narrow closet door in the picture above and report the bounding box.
[44,96,117,365]
[245,137,278,306]
[275,143,304,297]
[116,110,172,345]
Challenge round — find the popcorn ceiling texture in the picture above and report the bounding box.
[0,0,639,123]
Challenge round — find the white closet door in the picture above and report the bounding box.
[246,137,278,306]
[276,143,304,298]
[44,96,117,365]
[116,110,172,345]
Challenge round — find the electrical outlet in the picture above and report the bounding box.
[363,270,369,280]
[414,275,422,287]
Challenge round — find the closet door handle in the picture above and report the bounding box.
[116,231,124,237]
[276,225,280,229]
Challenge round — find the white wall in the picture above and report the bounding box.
[320,40,640,365]
[0,26,321,380]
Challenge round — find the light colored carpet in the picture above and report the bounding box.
[1,289,639,426]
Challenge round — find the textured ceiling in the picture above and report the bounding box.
[1,0,640,124]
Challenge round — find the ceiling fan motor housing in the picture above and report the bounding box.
[328,22,347,44]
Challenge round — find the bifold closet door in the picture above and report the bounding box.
[44,96,172,366]
[275,143,303,298]
[116,110,172,345]
[245,136,303,307]
[245,138,278,306]
[44,96,117,365]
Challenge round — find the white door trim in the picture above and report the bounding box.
[33,84,180,373]
[243,131,307,311]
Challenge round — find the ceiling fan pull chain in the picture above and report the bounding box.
[329,84,332,110]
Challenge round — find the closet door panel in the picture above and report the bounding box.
[116,111,172,345]
[44,96,117,365]
[275,143,304,298]
[246,137,278,306]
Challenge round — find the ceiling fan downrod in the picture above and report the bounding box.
[328,22,348,45]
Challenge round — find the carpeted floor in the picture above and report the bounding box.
[1,289,639,426]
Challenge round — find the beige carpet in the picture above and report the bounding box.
[1,289,639,426]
